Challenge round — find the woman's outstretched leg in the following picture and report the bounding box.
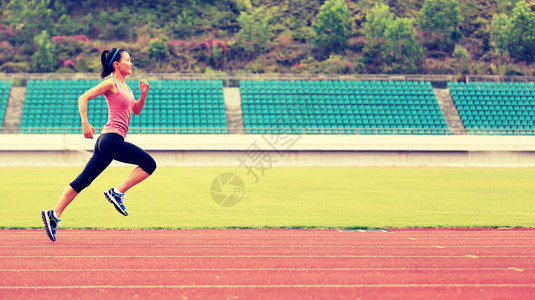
[41,185,78,242]
[53,185,79,218]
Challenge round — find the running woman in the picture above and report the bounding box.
[41,48,157,241]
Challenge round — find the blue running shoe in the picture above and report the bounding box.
[104,188,128,216]
[41,210,60,242]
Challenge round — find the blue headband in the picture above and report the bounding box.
[108,49,120,67]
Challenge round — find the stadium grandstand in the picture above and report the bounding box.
[240,79,449,135]
[0,74,534,167]
[19,79,227,134]
[0,80,10,129]
[449,81,535,135]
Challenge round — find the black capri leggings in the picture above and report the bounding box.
[70,133,157,193]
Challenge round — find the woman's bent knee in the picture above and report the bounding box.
[69,181,86,194]
[141,156,157,175]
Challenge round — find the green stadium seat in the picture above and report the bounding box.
[0,80,12,132]
[240,80,449,135]
[451,82,535,135]
[20,79,227,134]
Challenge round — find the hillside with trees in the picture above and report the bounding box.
[0,0,534,78]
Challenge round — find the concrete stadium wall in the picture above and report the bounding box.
[0,134,534,167]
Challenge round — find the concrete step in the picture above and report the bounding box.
[2,87,26,134]
[223,87,244,134]
[433,88,466,135]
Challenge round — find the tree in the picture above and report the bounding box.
[149,36,169,61]
[362,3,394,58]
[490,13,513,57]
[3,0,53,49]
[96,8,137,41]
[381,18,424,74]
[418,0,463,53]
[509,0,535,61]
[313,0,353,54]
[235,7,270,54]
[170,6,197,38]
[496,0,523,14]
[361,3,424,74]
[451,44,470,74]
[31,30,56,72]
[490,1,535,62]
[232,0,252,12]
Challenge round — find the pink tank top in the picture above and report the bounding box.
[101,78,135,138]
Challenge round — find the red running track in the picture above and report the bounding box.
[0,229,534,299]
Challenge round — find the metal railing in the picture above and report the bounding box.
[464,128,535,135]
[2,73,535,88]
[7,126,534,135]
[244,127,453,135]
[466,75,535,83]
[12,127,229,135]
[0,73,458,88]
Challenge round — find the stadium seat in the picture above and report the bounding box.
[20,79,227,134]
[240,80,449,135]
[449,82,535,135]
[0,80,11,132]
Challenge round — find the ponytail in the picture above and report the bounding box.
[100,48,124,78]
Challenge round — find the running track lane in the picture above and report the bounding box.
[0,229,534,299]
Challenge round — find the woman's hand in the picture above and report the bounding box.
[139,79,150,94]
[82,122,96,139]
[133,79,149,115]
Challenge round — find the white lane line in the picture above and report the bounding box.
[0,267,529,272]
[1,245,534,248]
[2,255,535,258]
[0,284,534,289]
[1,237,534,241]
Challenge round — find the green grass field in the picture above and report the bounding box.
[1,167,534,229]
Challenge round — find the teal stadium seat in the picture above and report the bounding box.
[20,79,227,134]
[0,80,11,132]
[240,80,449,135]
[449,82,535,135]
